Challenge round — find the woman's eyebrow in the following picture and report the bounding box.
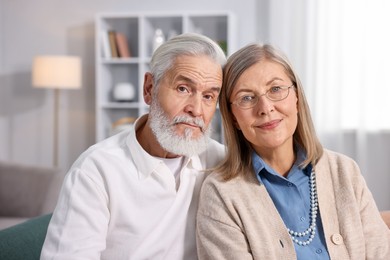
[265,77,285,85]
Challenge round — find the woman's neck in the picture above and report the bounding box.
[255,143,296,177]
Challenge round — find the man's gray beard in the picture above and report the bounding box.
[149,99,212,157]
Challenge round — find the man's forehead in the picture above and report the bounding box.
[164,56,222,82]
[172,54,218,67]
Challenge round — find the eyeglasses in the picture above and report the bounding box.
[230,84,295,109]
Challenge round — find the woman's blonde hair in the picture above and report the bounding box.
[217,43,323,181]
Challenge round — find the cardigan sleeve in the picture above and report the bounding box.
[196,176,253,260]
[318,150,390,260]
[351,161,390,259]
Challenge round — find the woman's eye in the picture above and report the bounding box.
[270,86,282,93]
[241,95,255,102]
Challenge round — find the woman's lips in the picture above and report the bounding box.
[258,119,281,130]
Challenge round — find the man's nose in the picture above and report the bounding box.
[184,94,203,117]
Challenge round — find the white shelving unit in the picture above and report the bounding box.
[95,11,236,142]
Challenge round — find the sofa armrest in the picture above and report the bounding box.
[381,211,390,229]
[0,161,63,217]
[0,213,52,260]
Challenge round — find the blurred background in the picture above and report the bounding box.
[0,0,389,210]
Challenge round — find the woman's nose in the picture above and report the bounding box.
[256,95,274,115]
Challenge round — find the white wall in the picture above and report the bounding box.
[0,0,258,172]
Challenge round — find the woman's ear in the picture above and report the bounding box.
[232,115,240,130]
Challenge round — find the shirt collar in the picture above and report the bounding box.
[252,144,312,184]
[126,114,203,180]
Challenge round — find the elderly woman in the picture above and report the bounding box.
[196,43,390,259]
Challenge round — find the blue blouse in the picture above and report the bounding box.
[253,148,330,260]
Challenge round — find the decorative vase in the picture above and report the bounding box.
[152,29,165,53]
[113,82,135,101]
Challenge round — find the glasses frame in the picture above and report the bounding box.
[230,83,295,109]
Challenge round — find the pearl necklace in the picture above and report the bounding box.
[287,170,318,246]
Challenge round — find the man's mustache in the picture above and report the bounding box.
[172,116,206,132]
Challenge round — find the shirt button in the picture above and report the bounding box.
[316,248,323,254]
[287,182,293,187]
[300,216,305,221]
[331,234,344,245]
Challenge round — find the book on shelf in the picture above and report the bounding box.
[108,30,119,58]
[115,32,131,58]
[100,30,111,58]
[102,30,131,59]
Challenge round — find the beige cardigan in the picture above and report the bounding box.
[197,149,390,259]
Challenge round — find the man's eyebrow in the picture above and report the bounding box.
[208,86,221,93]
[175,75,221,92]
[175,75,196,84]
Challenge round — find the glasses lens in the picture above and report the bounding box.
[267,87,290,101]
[238,96,257,108]
[233,85,292,108]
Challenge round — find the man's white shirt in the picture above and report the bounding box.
[40,114,225,260]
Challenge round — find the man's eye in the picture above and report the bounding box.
[203,94,217,105]
[177,85,190,93]
[204,94,214,100]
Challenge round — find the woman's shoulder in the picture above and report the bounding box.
[203,171,229,186]
[202,170,259,196]
[321,148,358,166]
[317,149,361,178]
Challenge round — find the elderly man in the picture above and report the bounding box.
[40,33,226,259]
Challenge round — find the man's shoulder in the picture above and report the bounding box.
[203,138,225,157]
[72,130,132,170]
[194,139,225,169]
[206,138,225,151]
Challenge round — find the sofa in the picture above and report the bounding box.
[0,161,64,230]
[382,211,390,229]
[0,213,52,260]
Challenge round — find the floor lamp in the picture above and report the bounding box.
[32,55,82,167]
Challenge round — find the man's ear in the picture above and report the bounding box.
[143,72,154,105]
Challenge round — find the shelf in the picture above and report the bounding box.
[101,57,140,64]
[95,11,236,142]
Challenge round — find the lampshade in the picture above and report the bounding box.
[32,55,81,89]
